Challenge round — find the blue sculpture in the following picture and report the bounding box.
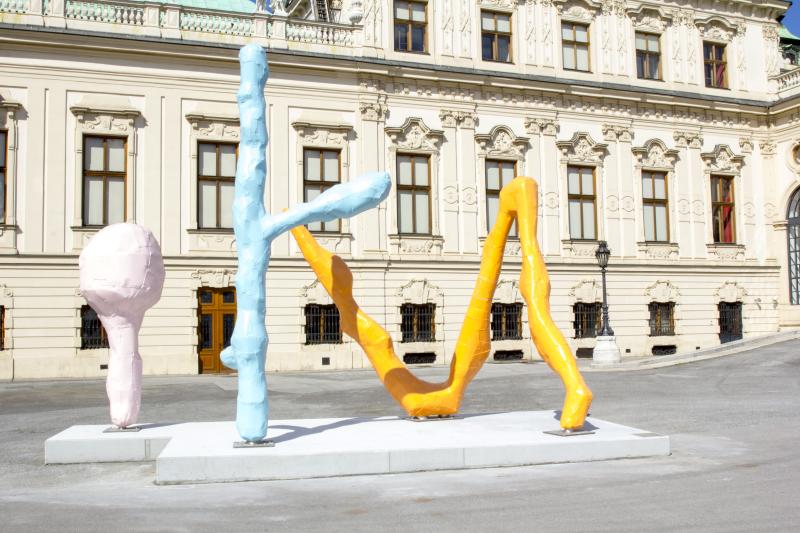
[222,44,390,443]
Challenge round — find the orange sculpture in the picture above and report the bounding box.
[290,176,593,430]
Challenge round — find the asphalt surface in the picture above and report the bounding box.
[1,340,799,532]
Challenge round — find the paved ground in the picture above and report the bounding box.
[1,340,799,532]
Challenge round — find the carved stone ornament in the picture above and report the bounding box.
[627,6,670,32]
[696,17,741,43]
[385,117,444,152]
[645,280,680,302]
[556,132,608,164]
[292,121,351,147]
[494,279,522,303]
[562,240,600,258]
[397,279,442,304]
[359,101,388,121]
[568,279,602,303]
[443,185,459,205]
[701,145,745,175]
[186,112,240,140]
[556,0,599,23]
[738,137,754,154]
[673,131,703,149]
[475,126,529,159]
[632,139,679,170]
[638,242,679,260]
[707,244,746,262]
[759,140,777,156]
[524,117,559,136]
[71,101,140,134]
[715,281,747,303]
[462,186,478,206]
[191,269,235,288]
[301,279,334,305]
[479,0,517,11]
[602,124,634,143]
[440,109,477,129]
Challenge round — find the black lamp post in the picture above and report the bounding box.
[595,241,614,337]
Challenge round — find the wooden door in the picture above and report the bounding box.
[197,287,237,374]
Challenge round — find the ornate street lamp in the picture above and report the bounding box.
[592,240,621,365]
[595,241,614,337]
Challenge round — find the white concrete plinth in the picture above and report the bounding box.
[593,335,623,365]
[45,411,670,484]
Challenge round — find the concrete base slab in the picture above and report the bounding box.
[45,411,670,484]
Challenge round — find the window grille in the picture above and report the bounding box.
[648,302,675,336]
[573,302,601,339]
[703,42,727,88]
[83,135,127,227]
[303,148,341,232]
[198,142,238,229]
[493,350,523,361]
[711,175,736,244]
[403,352,436,365]
[0,130,7,224]
[635,32,662,80]
[718,302,743,344]
[393,1,427,53]
[0,305,5,351]
[304,304,342,345]
[491,303,523,341]
[400,303,435,343]
[80,305,109,349]
[787,188,800,305]
[481,11,512,62]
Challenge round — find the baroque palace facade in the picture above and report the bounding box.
[1,0,800,379]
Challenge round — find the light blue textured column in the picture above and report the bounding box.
[223,44,390,443]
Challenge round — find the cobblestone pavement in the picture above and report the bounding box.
[1,340,799,532]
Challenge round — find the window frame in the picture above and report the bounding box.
[567,165,598,241]
[197,141,238,230]
[400,303,436,343]
[393,0,428,54]
[0,129,6,225]
[303,147,343,233]
[648,302,675,337]
[82,135,128,228]
[491,302,523,341]
[304,303,343,345]
[573,302,602,339]
[561,21,591,72]
[635,32,662,80]
[0,305,5,351]
[396,153,433,236]
[642,170,670,242]
[710,174,736,244]
[481,10,513,63]
[703,41,728,89]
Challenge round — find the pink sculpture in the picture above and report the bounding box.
[79,223,165,429]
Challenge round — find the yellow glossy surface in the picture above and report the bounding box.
[290,176,593,430]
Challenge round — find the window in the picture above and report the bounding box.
[704,42,727,88]
[394,1,427,53]
[486,159,517,237]
[304,148,342,232]
[642,171,669,242]
[562,22,590,71]
[573,302,601,339]
[718,302,742,344]
[648,302,675,336]
[198,142,237,229]
[397,154,431,234]
[481,11,512,62]
[304,304,342,345]
[636,32,662,80]
[0,305,5,351]
[83,136,126,226]
[400,303,435,342]
[567,166,597,240]
[788,188,800,305]
[491,303,523,341]
[711,175,735,244]
[80,305,109,349]
[0,130,6,223]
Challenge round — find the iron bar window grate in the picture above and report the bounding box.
[400,303,435,343]
[648,302,675,336]
[0,305,4,351]
[80,305,109,349]
[718,302,743,344]
[304,304,342,345]
[491,303,523,340]
[573,302,601,339]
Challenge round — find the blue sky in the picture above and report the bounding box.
[785,1,800,34]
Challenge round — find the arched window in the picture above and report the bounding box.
[789,188,800,305]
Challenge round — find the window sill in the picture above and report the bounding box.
[388,234,444,256]
[482,58,514,64]
[561,239,600,259]
[394,49,429,55]
[706,243,745,261]
[637,241,679,260]
[563,67,592,74]
[187,228,234,234]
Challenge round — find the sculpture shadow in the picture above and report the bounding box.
[552,410,598,432]
[269,416,388,444]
